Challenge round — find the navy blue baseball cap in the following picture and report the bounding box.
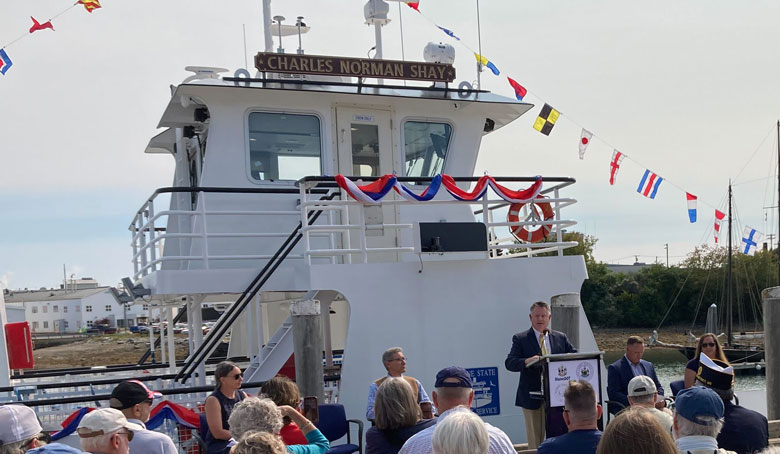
[434,366,473,388]
[675,386,724,424]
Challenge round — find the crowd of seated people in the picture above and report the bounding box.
[1,340,778,454]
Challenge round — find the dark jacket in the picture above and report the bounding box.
[717,400,768,454]
[366,419,436,454]
[505,328,576,409]
[606,356,663,414]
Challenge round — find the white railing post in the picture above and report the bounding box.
[554,187,563,256]
[340,190,352,264]
[137,214,148,276]
[299,185,312,266]
[358,205,368,264]
[482,192,491,258]
[131,215,139,277]
[148,200,157,272]
[199,192,210,269]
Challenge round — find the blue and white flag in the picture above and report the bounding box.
[741,226,763,255]
[637,169,663,199]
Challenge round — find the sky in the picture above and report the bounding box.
[2,0,780,290]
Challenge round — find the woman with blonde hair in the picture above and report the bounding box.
[366,377,435,454]
[230,431,286,454]
[684,333,730,388]
[596,407,677,454]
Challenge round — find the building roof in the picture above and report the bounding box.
[4,287,113,303]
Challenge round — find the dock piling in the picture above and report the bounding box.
[291,298,325,403]
[761,286,780,419]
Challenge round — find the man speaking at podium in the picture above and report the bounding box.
[505,301,576,449]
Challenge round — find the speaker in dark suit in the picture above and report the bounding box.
[505,301,576,449]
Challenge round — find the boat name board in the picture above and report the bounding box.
[254,53,456,82]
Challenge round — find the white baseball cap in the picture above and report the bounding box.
[77,408,143,438]
[628,375,656,397]
[0,405,42,445]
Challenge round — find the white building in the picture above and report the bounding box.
[3,282,149,334]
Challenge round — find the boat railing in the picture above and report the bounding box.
[129,186,333,280]
[297,175,579,263]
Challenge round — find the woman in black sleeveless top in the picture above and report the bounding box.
[204,361,246,454]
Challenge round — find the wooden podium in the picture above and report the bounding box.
[529,352,605,438]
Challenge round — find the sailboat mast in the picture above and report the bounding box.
[776,120,780,284]
[727,181,733,347]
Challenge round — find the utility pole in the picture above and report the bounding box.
[727,181,733,347]
[776,120,780,285]
[664,243,669,267]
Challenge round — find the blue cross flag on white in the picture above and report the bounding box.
[741,226,763,255]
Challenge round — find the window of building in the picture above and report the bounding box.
[63,305,68,313]
[143,304,149,311]
[64,321,69,328]
[247,112,322,181]
[86,320,93,327]
[43,321,49,329]
[53,305,59,313]
[85,305,92,312]
[31,306,38,314]
[33,321,39,329]
[105,305,112,311]
[42,306,48,313]
[403,121,452,178]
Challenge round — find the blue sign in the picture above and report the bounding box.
[467,367,500,416]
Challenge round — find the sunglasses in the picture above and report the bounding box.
[701,342,716,348]
[234,373,244,380]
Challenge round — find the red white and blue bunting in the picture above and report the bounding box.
[334,174,543,204]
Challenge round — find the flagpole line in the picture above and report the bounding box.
[732,125,775,185]
[2,3,86,50]
[50,4,78,21]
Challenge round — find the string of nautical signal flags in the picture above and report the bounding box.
[0,1,102,76]
[401,1,772,250]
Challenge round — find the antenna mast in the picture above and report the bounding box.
[776,120,780,284]
[727,181,733,347]
[262,0,273,52]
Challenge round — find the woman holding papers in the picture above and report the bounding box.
[683,333,730,388]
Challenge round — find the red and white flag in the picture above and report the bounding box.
[609,150,624,185]
[714,210,726,244]
[579,129,593,160]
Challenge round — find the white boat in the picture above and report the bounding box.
[0,0,599,446]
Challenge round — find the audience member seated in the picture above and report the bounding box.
[77,408,144,454]
[367,347,433,421]
[205,362,247,454]
[537,380,602,454]
[260,377,307,446]
[607,336,665,414]
[399,366,515,454]
[0,404,82,454]
[228,397,328,454]
[431,407,488,454]
[596,407,677,454]
[683,334,729,388]
[109,380,177,454]
[627,375,673,433]
[672,387,734,454]
[366,377,435,454]
[693,356,768,454]
[230,431,286,454]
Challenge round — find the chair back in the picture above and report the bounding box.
[200,413,212,441]
[670,379,685,397]
[316,404,348,441]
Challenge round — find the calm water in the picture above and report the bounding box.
[603,348,766,392]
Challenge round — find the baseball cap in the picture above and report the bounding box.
[675,386,724,424]
[434,366,473,388]
[0,405,42,445]
[110,380,162,410]
[77,408,144,438]
[627,375,656,397]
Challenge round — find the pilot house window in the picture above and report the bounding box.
[404,121,452,178]
[248,112,322,181]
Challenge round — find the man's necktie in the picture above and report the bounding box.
[539,333,549,355]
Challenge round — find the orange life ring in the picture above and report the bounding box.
[507,197,554,243]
